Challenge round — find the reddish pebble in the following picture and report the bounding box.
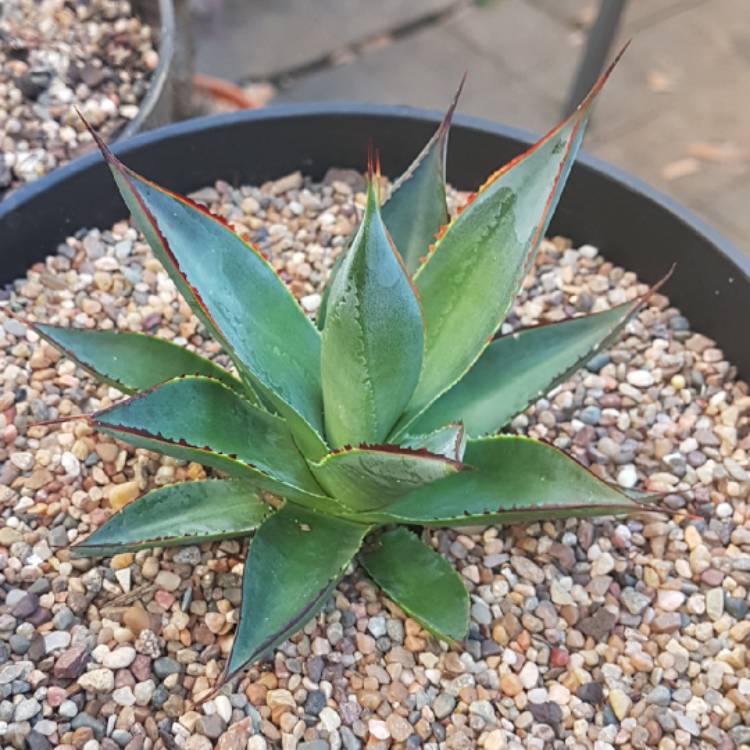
[90,508,109,526]
[47,686,67,707]
[115,669,135,688]
[701,568,724,586]
[131,654,152,682]
[550,648,569,668]
[154,590,175,609]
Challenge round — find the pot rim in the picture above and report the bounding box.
[117,0,177,141]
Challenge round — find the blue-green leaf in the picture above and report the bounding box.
[223,504,368,679]
[317,79,463,328]
[381,77,464,273]
[405,277,668,438]
[360,528,469,643]
[87,129,326,458]
[400,423,466,462]
[34,324,245,396]
[90,376,330,508]
[73,479,270,555]
[310,444,463,512]
[321,174,424,447]
[361,434,646,526]
[395,52,623,436]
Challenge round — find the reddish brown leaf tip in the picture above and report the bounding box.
[31,413,93,429]
[76,109,120,168]
[439,71,467,137]
[365,141,382,204]
[633,264,676,309]
[367,139,375,181]
[575,40,630,114]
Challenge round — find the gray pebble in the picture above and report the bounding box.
[172,546,201,565]
[47,527,69,548]
[153,657,182,679]
[52,607,75,630]
[9,635,30,655]
[576,682,603,705]
[304,689,326,716]
[621,588,651,615]
[386,618,404,643]
[196,713,224,739]
[433,693,456,719]
[367,616,386,639]
[25,731,51,750]
[646,685,671,707]
[71,712,106,737]
[725,596,748,619]
[674,713,699,736]
[340,726,361,750]
[307,655,324,683]
[470,601,491,626]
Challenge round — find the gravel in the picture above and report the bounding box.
[0,170,749,748]
[0,0,159,196]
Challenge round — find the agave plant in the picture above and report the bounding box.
[24,51,656,683]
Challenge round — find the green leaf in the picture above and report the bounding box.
[321,174,424,448]
[87,129,326,458]
[405,277,668,438]
[396,54,622,436]
[316,79,463,329]
[34,324,245,396]
[381,77,464,273]
[90,376,330,507]
[224,503,368,679]
[73,479,270,555]
[310,445,464,512]
[361,434,646,526]
[401,423,466,462]
[360,528,469,643]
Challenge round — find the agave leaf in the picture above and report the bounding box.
[401,423,466,462]
[321,171,424,448]
[87,130,326,458]
[381,76,464,273]
[396,51,624,436]
[90,376,331,508]
[310,444,464,512]
[317,80,464,330]
[404,275,668,438]
[73,479,270,556]
[360,434,646,526]
[360,527,469,643]
[34,324,246,396]
[223,504,368,680]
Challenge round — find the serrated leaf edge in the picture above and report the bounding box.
[219,510,370,686]
[83,119,326,448]
[360,528,469,645]
[71,478,271,555]
[90,375,329,501]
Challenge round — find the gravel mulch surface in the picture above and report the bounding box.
[1,171,750,750]
[0,0,159,197]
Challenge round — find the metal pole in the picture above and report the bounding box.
[564,0,628,117]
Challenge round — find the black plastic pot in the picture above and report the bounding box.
[1,105,748,376]
[118,0,178,139]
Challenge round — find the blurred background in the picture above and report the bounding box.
[189,0,749,254]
